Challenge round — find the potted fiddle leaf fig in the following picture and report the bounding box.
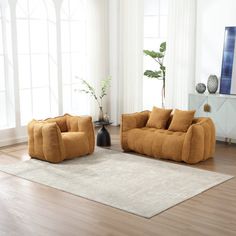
[143,42,166,108]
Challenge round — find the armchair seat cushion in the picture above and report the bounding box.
[62,132,89,159]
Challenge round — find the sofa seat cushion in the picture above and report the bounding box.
[126,128,186,161]
[62,132,89,159]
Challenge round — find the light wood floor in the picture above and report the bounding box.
[0,126,236,236]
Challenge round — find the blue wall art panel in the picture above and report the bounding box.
[220,27,236,95]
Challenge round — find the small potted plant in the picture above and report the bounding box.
[77,76,111,121]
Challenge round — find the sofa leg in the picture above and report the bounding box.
[225,138,232,145]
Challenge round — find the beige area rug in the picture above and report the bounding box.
[0,148,233,218]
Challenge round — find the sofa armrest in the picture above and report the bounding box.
[121,111,150,151]
[42,123,65,163]
[78,116,95,154]
[182,118,215,163]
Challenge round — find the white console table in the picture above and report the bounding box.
[189,93,236,143]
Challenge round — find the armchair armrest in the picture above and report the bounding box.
[182,118,215,164]
[78,116,95,154]
[42,123,65,163]
[121,111,150,151]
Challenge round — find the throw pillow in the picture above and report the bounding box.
[168,109,195,132]
[146,107,173,129]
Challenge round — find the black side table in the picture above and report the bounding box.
[94,121,112,147]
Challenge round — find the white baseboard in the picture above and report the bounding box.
[0,136,27,148]
[216,136,236,144]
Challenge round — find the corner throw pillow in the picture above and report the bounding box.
[146,107,173,129]
[168,109,195,132]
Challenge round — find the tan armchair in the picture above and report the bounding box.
[27,114,95,163]
[121,111,215,164]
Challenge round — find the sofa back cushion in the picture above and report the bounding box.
[168,109,195,132]
[146,107,172,129]
[66,115,80,132]
[45,115,68,132]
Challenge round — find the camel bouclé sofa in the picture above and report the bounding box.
[28,114,95,163]
[121,111,215,164]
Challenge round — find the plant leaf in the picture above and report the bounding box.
[160,42,166,52]
[144,70,163,79]
[143,50,158,58]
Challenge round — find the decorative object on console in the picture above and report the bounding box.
[143,42,166,108]
[103,113,110,122]
[220,27,236,95]
[189,93,236,144]
[207,75,218,94]
[196,83,206,94]
[204,104,211,113]
[77,76,111,121]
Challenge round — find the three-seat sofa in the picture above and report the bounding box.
[121,111,215,164]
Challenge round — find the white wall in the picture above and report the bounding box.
[195,0,236,86]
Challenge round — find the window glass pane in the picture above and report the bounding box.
[16,0,28,18]
[160,0,168,15]
[61,0,87,114]
[143,38,159,51]
[144,0,159,15]
[0,56,5,90]
[17,20,30,54]
[160,15,168,38]
[72,84,90,115]
[18,55,31,89]
[61,21,70,53]
[30,20,48,54]
[0,6,15,130]
[20,89,32,125]
[144,16,159,38]
[70,0,86,20]
[31,54,49,87]
[70,21,85,52]
[62,53,71,84]
[71,53,85,80]
[17,0,58,125]
[63,85,71,112]
[48,22,57,59]
[32,87,50,119]
[29,0,47,19]
[0,21,3,54]
[0,91,7,128]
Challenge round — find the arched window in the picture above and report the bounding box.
[16,0,57,124]
[0,3,14,129]
[61,0,89,115]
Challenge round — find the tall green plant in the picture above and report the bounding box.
[143,42,166,107]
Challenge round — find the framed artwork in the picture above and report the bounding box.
[220,26,236,95]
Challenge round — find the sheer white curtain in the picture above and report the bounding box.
[109,0,144,124]
[86,0,109,120]
[119,0,144,114]
[165,0,196,109]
